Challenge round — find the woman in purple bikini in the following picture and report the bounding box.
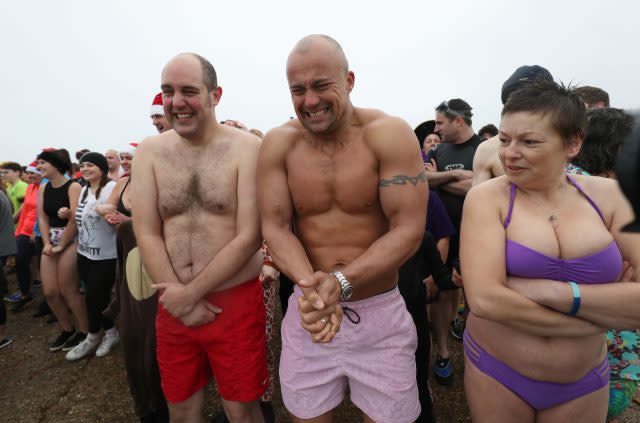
[460,80,640,422]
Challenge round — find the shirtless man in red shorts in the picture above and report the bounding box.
[133,53,266,423]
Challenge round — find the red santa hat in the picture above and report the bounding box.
[150,92,164,117]
[120,142,139,156]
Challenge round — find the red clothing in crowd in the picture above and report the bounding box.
[15,183,40,237]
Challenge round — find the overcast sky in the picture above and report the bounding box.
[3,0,638,164]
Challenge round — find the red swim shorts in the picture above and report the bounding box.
[156,278,268,403]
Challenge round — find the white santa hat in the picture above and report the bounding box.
[120,142,139,156]
[26,161,41,175]
[150,92,164,116]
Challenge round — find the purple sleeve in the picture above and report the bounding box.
[427,190,455,241]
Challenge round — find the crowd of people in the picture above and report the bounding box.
[1,34,639,423]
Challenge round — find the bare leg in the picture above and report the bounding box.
[56,245,88,333]
[222,399,264,423]
[290,409,333,423]
[465,355,535,423]
[536,384,608,423]
[167,388,206,423]
[41,254,74,332]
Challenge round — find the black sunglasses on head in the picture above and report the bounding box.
[436,100,469,120]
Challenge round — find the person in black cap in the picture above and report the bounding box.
[473,65,554,186]
[500,65,554,105]
[65,152,120,361]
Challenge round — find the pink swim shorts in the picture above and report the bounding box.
[279,285,420,423]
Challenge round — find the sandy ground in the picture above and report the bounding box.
[1,274,638,422]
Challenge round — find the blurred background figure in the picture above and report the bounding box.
[478,123,498,141]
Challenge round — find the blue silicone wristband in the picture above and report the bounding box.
[567,281,581,316]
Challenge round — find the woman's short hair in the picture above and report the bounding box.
[502,80,587,145]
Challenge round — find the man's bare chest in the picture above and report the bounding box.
[154,152,237,218]
[286,150,380,215]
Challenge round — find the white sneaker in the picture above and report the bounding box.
[65,336,100,361]
[95,332,120,357]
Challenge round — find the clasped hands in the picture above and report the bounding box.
[297,271,344,344]
[42,242,63,256]
[153,270,345,340]
[153,282,222,327]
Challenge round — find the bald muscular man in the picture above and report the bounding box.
[259,35,427,423]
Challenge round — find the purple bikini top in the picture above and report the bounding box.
[504,175,623,284]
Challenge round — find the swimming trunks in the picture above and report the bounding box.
[280,285,420,423]
[156,278,267,403]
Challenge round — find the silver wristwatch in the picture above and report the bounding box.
[331,270,353,301]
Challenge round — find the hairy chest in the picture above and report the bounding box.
[154,148,237,218]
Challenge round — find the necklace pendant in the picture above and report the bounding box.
[549,215,559,225]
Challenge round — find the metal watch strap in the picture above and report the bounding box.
[331,270,353,300]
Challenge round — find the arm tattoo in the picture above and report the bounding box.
[379,171,428,188]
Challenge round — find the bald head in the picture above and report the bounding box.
[285,34,356,135]
[163,53,218,92]
[288,34,349,74]
[104,150,120,171]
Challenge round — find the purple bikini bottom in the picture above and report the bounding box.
[464,330,609,410]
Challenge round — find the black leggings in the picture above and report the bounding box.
[77,254,116,334]
[16,234,35,296]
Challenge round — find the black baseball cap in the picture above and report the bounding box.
[501,65,553,105]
